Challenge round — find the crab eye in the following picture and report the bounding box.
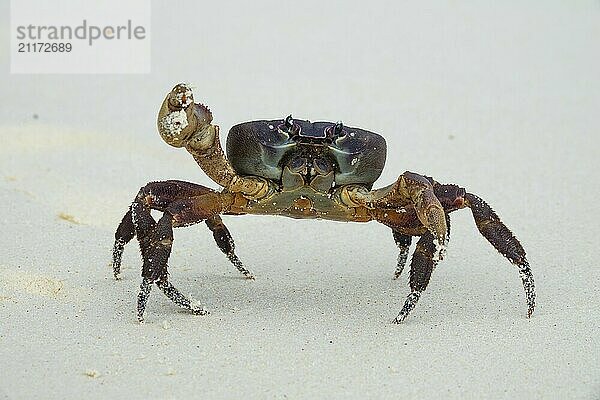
[278,114,301,136]
[325,121,345,140]
[334,121,344,135]
[285,115,294,129]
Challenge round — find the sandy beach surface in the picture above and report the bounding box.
[1,1,599,399]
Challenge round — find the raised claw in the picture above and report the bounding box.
[157,83,213,148]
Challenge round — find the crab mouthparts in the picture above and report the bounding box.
[453,188,466,207]
[453,196,465,207]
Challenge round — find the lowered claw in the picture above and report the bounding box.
[423,203,448,261]
[368,172,449,259]
[415,191,449,262]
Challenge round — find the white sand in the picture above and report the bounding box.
[1,2,599,399]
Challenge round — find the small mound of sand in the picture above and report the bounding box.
[0,270,65,299]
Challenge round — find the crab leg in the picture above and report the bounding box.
[464,193,535,318]
[205,215,254,279]
[432,183,534,318]
[156,276,208,316]
[130,199,162,322]
[392,232,412,280]
[113,180,240,322]
[137,278,152,321]
[130,199,158,279]
[118,180,215,279]
[112,208,135,279]
[135,190,227,321]
[393,232,439,323]
[136,271,208,322]
[112,181,251,280]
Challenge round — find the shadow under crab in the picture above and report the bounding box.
[111,83,535,323]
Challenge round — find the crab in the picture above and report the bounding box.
[111,83,536,323]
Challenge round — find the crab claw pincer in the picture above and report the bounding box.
[157,83,213,148]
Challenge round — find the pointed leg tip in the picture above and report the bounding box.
[242,271,256,280]
[192,307,209,316]
[527,305,535,319]
[189,298,210,316]
[394,291,421,324]
[236,266,255,280]
[236,265,254,280]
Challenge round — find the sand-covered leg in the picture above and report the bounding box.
[124,180,227,321]
[156,278,208,315]
[205,215,254,279]
[392,231,412,280]
[465,193,535,317]
[137,277,153,322]
[145,213,174,282]
[112,208,135,279]
[123,180,223,320]
[130,199,158,275]
[394,232,438,323]
[137,193,224,320]
[134,208,203,321]
[130,198,159,321]
[143,211,208,316]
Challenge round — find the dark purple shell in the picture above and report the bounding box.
[226,118,387,187]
